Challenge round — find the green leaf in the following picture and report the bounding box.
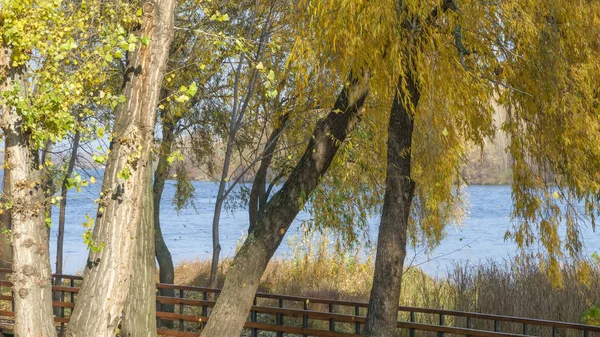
[175,95,190,103]
[118,95,127,103]
[187,82,198,97]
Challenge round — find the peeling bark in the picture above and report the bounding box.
[121,154,157,336]
[1,36,57,337]
[65,1,175,336]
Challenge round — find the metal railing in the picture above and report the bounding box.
[0,268,598,337]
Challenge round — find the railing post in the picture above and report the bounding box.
[355,306,361,335]
[466,317,472,337]
[251,297,258,337]
[329,303,335,332]
[523,323,528,335]
[70,278,74,314]
[583,329,588,337]
[552,327,557,337]
[202,291,208,330]
[409,311,415,337]
[494,320,500,332]
[277,298,284,337]
[303,300,309,337]
[179,289,184,331]
[438,313,445,337]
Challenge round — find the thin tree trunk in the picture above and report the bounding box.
[121,153,157,336]
[199,73,370,337]
[208,137,233,289]
[208,9,274,288]
[362,72,418,337]
[0,160,12,269]
[65,1,175,336]
[1,63,57,335]
[56,130,80,278]
[53,128,81,315]
[248,113,290,233]
[153,113,176,327]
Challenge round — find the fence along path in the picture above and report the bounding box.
[0,268,598,337]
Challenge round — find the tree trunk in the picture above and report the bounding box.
[153,113,176,327]
[362,2,456,335]
[208,137,233,289]
[65,1,175,336]
[199,73,370,337]
[5,123,57,337]
[53,128,80,316]
[0,161,13,270]
[1,40,57,336]
[248,113,290,234]
[121,153,157,336]
[362,72,419,337]
[56,129,81,278]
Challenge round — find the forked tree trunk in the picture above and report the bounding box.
[248,113,290,233]
[65,1,175,336]
[153,114,176,326]
[200,73,370,337]
[362,72,419,337]
[1,41,56,336]
[121,154,157,336]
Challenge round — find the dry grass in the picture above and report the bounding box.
[448,260,600,333]
[174,235,454,309]
[174,234,600,333]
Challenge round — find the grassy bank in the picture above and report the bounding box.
[173,238,600,331]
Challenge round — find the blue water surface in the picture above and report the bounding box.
[42,179,598,275]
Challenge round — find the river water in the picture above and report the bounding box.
[45,180,599,275]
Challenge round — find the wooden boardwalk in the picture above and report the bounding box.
[0,268,598,337]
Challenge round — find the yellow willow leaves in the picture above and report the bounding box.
[502,0,600,285]
[291,0,600,285]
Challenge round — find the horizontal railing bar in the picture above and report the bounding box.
[156,329,199,337]
[399,322,527,337]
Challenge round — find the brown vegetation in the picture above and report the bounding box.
[173,243,600,329]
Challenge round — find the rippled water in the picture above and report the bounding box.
[32,180,599,275]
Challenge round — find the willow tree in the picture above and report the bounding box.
[65,0,176,335]
[327,0,600,334]
[501,0,600,285]
[360,0,600,333]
